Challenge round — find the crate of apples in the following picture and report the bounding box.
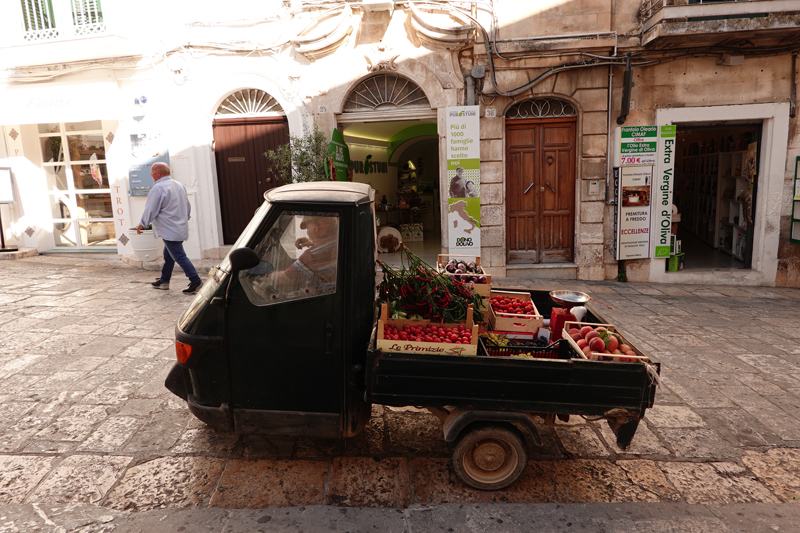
[562,321,648,363]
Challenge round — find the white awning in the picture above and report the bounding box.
[0,81,123,125]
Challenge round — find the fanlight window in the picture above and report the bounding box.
[343,74,430,113]
[506,99,577,119]
[215,89,284,117]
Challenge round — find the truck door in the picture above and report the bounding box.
[226,209,344,437]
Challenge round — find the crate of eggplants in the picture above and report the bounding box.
[439,259,489,285]
[377,246,484,323]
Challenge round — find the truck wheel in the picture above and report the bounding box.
[451,424,528,490]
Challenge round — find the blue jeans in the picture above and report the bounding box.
[160,240,201,285]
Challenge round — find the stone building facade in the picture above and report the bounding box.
[0,0,798,286]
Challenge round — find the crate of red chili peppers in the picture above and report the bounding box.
[377,303,480,357]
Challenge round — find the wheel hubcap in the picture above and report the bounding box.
[473,441,507,471]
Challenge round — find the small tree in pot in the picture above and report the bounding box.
[264,122,329,183]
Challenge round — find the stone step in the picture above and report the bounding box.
[505,262,578,280]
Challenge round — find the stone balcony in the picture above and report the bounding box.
[640,0,800,48]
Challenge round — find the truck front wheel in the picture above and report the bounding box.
[451,424,528,490]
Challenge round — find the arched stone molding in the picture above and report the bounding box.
[328,56,455,116]
[502,94,583,120]
[207,77,303,136]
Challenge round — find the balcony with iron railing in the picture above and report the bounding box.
[19,0,107,42]
[640,0,800,47]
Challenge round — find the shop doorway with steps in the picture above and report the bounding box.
[505,112,576,264]
[672,124,760,271]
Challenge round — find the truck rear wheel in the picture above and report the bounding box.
[451,424,527,490]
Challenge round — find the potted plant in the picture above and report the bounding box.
[127,224,162,262]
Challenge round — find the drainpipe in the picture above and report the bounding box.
[606,65,614,205]
[791,52,797,119]
[465,75,475,106]
[616,54,632,125]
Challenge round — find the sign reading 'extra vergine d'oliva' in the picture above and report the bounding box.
[445,106,481,256]
[615,125,676,260]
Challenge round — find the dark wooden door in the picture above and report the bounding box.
[506,118,576,263]
[213,117,289,244]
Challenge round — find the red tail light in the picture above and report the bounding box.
[176,341,193,364]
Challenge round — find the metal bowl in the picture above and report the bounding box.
[549,290,590,306]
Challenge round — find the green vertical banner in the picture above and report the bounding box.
[653,125,676,258]
[326,129,350,181]
[446,106,481,255]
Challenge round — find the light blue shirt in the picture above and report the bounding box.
[139,176,191,242]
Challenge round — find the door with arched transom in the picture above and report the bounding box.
[505,100,577,264]
[213,90,289,244]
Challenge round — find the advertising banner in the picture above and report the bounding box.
[652,125,677,258]
[326,129,350,181]
[445,106,480,255]
[616,166,653,260]
[619,126,658,167]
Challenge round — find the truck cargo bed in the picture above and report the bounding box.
[367,289,659,418]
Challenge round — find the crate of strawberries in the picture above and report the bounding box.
[488,291,544,333]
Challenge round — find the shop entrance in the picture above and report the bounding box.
[505,115,576,264]
[339,120,439,265]
[673,124,761,270]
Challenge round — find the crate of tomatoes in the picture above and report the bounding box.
[488,291,544,333]
[377,302,480,357]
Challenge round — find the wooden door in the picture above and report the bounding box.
[506,118,576,263]
[213,117,289,244]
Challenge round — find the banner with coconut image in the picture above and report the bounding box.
[446,106,481,255]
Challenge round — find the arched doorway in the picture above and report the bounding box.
[337,74,439,259]
[213,89,289,244]
[505,98,577,264]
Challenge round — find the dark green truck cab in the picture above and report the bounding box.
[166,182,658,490]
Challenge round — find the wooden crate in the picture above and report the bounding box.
[487,290,544,333]
[377,303,480,357]
[562,321,650,363]
[436,254,491,297]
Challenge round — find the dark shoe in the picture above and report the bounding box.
[152,278,169,290]
[183,281,202,295]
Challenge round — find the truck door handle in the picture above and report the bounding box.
[324,322,333,354]
[524,183,534,194]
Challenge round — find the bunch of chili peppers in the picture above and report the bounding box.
[377,245,484,323]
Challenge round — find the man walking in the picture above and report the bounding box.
[136,162,203,295]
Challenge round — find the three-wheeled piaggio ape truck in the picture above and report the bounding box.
[166,182,659,490]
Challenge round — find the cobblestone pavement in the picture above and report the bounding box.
[1,254,800,530]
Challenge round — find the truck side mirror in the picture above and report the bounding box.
[213,248,261,307]
[229,247,260,274]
